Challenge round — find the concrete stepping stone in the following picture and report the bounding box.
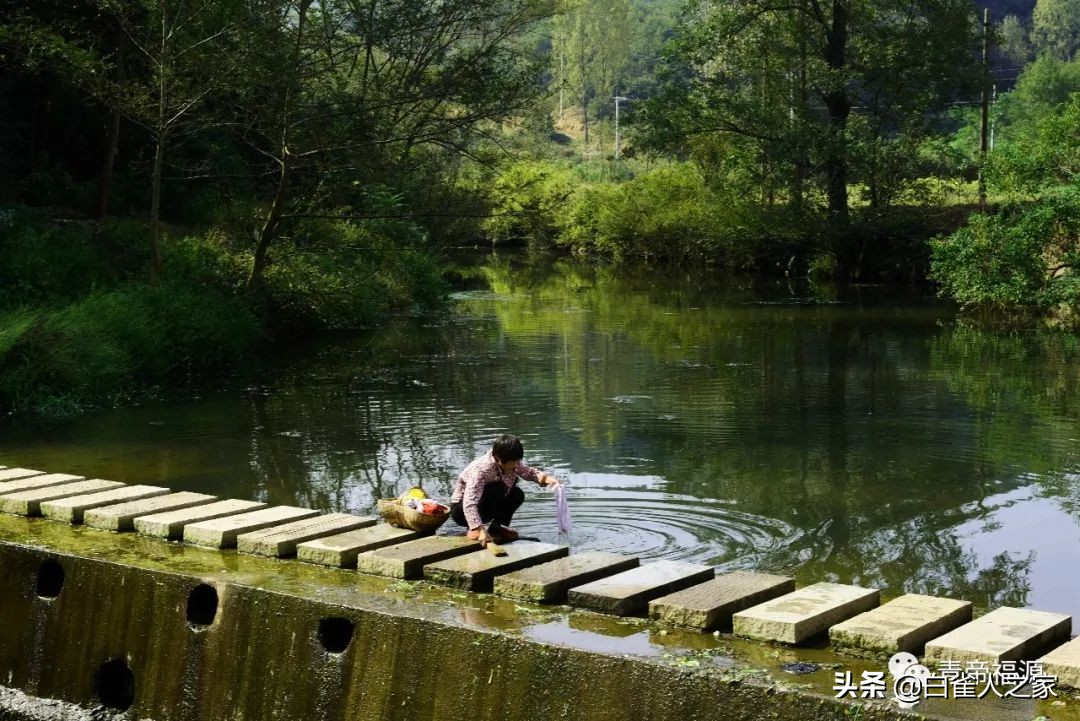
[41,485,171,523]
[924,606,1071,665]
[0,473,83,494]
[829,593,972,655]
[0,479,124,516]
[297,524,421,568]
[424,541,570,592]
[356,536,481,579]
[184,506,321,548]
[649,571,796,630]
[84,492,219,531]
[567,560,715,616]
[0,468,46,483]
[494,551,640,604]
[732,582,880,644]
[236,513,376,558]
[135,499,268,540]
[1038,635,1080,689]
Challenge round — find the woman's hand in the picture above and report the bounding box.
[468,526,493,545]
[540,472,561,488]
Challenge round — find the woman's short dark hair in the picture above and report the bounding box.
[492,434,524,462]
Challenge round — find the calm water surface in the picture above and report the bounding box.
[3,254,1080,618]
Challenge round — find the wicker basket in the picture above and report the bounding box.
[377,498,449,534]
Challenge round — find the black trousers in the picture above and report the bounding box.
[451,483,524,529]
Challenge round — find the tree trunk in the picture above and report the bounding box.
[246,0,309,291]
[790,3,809,214]
[247,161,289,291]
[94,106,122,219]
[582,91,589,145]
[822,1,851,260]
[149,133,164,283]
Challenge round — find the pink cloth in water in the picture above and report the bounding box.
[554,483,573,533]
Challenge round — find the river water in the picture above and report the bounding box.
[3,253,1079,619]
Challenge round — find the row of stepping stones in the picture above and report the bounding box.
[1,465,1078,689]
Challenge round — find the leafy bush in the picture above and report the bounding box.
[264,218,446,329]
[162,229,249,290]
[0,282,260,414]
[483,160,576,246]
[0,210,447,415]
[483,159,826,267]
[556,163,787,266]
[932,64,1080,316]
[930,187,1080,309]
[986,94,1080,196]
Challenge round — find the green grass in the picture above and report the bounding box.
[0,208,447,417]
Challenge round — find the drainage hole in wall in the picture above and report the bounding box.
[186,583,219,627]
[93,658,135,712]
[318,617,355,654]
[36,559,64,599]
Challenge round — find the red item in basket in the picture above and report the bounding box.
[420,500,446,515]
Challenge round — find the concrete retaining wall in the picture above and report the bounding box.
[0,526,914,721]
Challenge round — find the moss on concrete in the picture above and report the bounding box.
[0,515,1075,721]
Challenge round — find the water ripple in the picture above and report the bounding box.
[511,488,801,567]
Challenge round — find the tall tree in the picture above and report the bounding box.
[239,0,552,289]
[1032,0,1080,60]
[0,1,136,218]
[1000,14,1032,63]
[100,0,261,279]
[641,0,978,273]
[551,0,635,145]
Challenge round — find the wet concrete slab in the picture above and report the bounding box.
[568,560,715,616]
[424,541,569,592]
[1039,635,1080,689]
[83,492,219,531]
[0,468,46,483]
[184,506,321,548]
[0,479,124,516]
[829,593,972,655]
[732,582,880,644]
[356,535,481,579]
[135,499,269,540]
[41,485,171,523]
[0,473,83,494]
[924,606,1072,664]
[494,551,640,603]
[649,571,796,630]
[297,524,422,567]
[236,513,376,557]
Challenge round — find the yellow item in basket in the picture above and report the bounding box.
[404,487,427,500]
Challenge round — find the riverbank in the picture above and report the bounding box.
[481,159,982,283]
[0,207,446,418]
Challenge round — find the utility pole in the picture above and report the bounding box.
[990,83,997,150]
[559,52,565,119]
[614,95,627,159]
[978,7,991,212]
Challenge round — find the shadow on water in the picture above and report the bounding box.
[2,253,1080,617]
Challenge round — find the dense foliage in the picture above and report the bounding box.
[931,61,1080,318]
[0,0,551,414]
[1,0,1078,414]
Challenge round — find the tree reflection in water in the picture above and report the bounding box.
[1,254,1077,615]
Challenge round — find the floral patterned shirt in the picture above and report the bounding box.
[451,450,542,529]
